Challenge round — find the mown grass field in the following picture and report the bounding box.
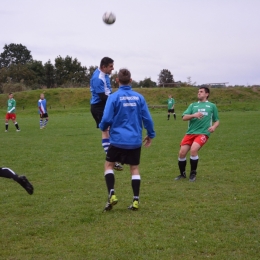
[0,88,260,259]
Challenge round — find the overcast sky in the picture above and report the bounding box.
[1,0,259,86]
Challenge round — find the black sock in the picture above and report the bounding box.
[174,114,176,119]
[15,122,20,130]
[190,156,199,172]
[0,168,19,181]
[178,159,186,177]
[167,114,170,120]
[132,175,141,201]
[5,123,8,130]
[105,172,115,196]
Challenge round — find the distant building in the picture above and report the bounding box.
[158,81,182,88]
[200,82,229,88]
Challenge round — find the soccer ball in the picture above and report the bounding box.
[102,12,116,25]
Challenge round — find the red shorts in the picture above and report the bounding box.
[180,134,209,147]
[5,113,16,120]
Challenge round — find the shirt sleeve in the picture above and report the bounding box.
[212,104,219,122]
[141,98,156,138]
[182,103,193,116]
[99,95,114,130]
[92,78,105,94]
[38,100,44,113]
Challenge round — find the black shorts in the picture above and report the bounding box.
[168,109,175,113]
[106,145,141,165]
[40,113,48,118]
[91,103,105,128]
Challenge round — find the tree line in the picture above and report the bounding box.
[0,43,180,93]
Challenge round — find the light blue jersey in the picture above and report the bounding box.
[90,68,112,104]
[99,85,155,149]
[38,99,47,114]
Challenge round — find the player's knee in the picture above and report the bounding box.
[179,151,187,158]
[190,148,199,156]
[130,165,139,175]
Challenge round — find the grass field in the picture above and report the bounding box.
[0,106,260,260]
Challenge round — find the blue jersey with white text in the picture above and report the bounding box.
[99,85,156,149]
[90,68,112,104]
[38,99,47,114]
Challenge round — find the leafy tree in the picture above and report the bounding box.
[0,67,8,83]
[110,71,119,88]
[86,65,98,85]
[27,60,45,85]
[0,63,37,85]
[158,69,174,85]
[44,60,55,88]
[0,43,32,68]
[54,55,87,85]
[131,80,139,88]
[139,77,157,88]
[186,76,196,86]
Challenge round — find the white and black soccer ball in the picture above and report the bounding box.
[102,12,116,25]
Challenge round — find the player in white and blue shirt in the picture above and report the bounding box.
[90,57,123,171]
[90,69,112,106]
[38,93,49,129]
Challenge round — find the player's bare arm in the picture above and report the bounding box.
[208,121,220,133]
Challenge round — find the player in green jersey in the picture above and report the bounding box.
[5,93,20,132]
[175,87,219,182]
[0,167,34,195]
[167,95,176,120]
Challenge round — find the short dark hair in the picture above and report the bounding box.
[118,68,131,85]
[9,92,13,95]
[100,57,114,68]
[199,86,210,98]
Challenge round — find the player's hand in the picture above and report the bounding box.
[194,112,204,119]
[143,136,152,147]
[208,126,216,133]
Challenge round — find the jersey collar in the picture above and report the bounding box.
[98,68,107,76]
[198,100,208,103]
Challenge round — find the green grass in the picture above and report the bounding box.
[0,108,260,260]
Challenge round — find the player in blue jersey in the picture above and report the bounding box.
[99,68,155,211]
[90,57,123,171]
[38,93,49,129]
[0,167,34,195]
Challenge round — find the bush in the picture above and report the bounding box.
[0,82,30,94]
